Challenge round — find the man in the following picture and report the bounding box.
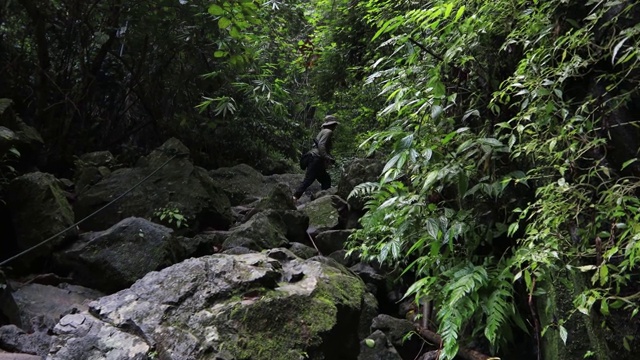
[293,115,339,201]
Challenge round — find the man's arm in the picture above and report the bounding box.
[316,129,333,158]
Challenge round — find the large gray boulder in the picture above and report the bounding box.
[10,283,103,333]
[49,249,367,360]
[0,281,103,357]
[0,325,50,358]
[358,330,403,360]
[74,138,232,232]
[223,210,292,251]
[209,163,269,205]
[55,217,177,293]
[371,314,423,359]
[222,207,309,252]
[6,172,76,259]
[209,164,308,206]
[302,195,345,233]
[314,230,352,255]
[73,151,117,195]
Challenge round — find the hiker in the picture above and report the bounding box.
[293,115,339,202]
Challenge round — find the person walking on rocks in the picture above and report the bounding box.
[293,115,339,201]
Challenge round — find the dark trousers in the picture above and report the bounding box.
[294,156,331,198]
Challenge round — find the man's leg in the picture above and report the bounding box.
[293,157,322,198]
[317,165,332,190]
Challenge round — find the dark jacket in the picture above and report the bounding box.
[310,128,334,160]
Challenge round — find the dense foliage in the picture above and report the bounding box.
[345,0,640,359]
[0,0,315,173]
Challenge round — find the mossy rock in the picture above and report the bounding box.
[51,251,368,360]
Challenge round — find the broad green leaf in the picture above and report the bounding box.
[559,325,568,345]
[229,25,240,38]
[208,4,224,16]
[478,138,503,147]
[457,171,468,197]
[600,298,609,315]
[426,218,439,239]
[218,17,232,29]
[599,265,608,286]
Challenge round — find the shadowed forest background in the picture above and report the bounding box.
[2,0,640,359]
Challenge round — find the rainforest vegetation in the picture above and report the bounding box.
[2,0,640,359]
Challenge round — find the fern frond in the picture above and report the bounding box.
[348,181,380,200]
[483,288,513,347]
[436,263,490,360]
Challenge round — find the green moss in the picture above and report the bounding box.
[223,294,336,360]
[539,272,610,360]
[217,265,365,360]
[315,265,366,309]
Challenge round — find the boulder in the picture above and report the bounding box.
[350,263,385,289]
[371,314,423,358]
[267,173,312,194]
[222,211,289,251]
[10,282,103,333]
[55,217,177,293]
[73,151,117,195]
[359,292,380,340]
[6,172,76,260]
[222,209,309,252]
[358,330,403,360]
[327,249,359,268]
[209,164,307,206]
[0,281,102,357]
[287,242,318,260]
[174,231,228,259]
[302,195,345,233]
[0,325,50,358]
[315,230,352,255]
[276,210,310,244]
[244,183,296,215]
[50,313,149,360]
[209,163,267,205]
[49,250,367,360]
[74,138,232,233]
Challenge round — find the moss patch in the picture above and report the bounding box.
[218,264,365,360]
[223,294,336,360]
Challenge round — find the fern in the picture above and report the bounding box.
[482,265,518,351]
[348,181,380,200]
[435,263,489,359]
[483,288,512,348]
